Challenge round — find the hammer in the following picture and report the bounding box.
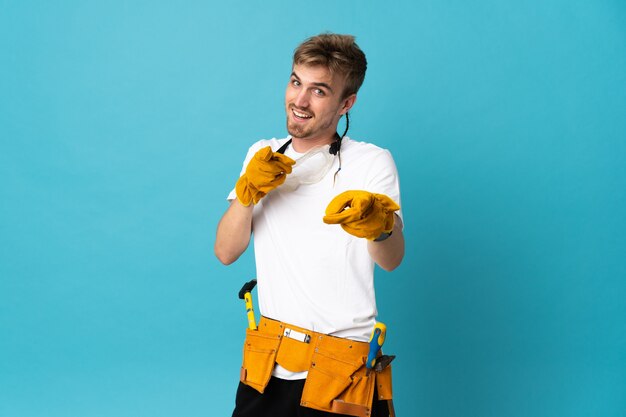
[238,279,258,330]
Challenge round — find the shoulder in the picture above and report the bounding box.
[238,137,291,165]
[341,137,396,166]
[247,137,291,154]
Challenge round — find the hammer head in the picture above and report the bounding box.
[238,279,257,299]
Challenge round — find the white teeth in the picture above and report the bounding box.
[293,109,312,119]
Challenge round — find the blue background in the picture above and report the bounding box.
[1,1,625,416]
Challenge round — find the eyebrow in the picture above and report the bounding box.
[291,71,334,94]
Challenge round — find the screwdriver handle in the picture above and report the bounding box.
[366,322,386,370]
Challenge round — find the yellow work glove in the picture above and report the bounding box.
[235,146,295,206]
[323,190,400,240]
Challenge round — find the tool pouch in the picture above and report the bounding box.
[300,341,393,417]
[239,328,281,393]
[300,346,369,415]
[376,362,393,401]
[239,317,394,417]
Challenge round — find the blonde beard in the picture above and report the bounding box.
[286,116,336,141]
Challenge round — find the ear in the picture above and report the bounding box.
[339,94,357,116]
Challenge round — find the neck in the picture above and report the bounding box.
[291,132,340,153]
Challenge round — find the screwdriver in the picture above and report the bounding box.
[366,322,386,375]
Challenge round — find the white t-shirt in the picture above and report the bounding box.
[227,136,402,379]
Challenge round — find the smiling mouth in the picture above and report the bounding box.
[292,108,313,120]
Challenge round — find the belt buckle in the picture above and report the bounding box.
[284,328,311,343]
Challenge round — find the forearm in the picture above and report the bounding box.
[214,199,254,265]
[367,215,405,271]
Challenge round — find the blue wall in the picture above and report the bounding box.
[1,1,625,416]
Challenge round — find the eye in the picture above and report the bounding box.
[291,79,301,87]
[313,88,326,96]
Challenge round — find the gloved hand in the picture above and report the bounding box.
[323,190,400,240]
[235,146,296,206]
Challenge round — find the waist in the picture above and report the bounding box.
[258,316,370,373]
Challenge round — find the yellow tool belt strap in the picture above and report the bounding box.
[240,316,394,417]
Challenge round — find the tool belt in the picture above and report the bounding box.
[240,316,393,417]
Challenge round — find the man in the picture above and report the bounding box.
[215,33,404,417]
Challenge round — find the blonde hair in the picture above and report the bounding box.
[293,33,367,99]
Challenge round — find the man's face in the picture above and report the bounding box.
[285,64,354,144]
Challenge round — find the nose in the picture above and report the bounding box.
[293,88,310,109]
